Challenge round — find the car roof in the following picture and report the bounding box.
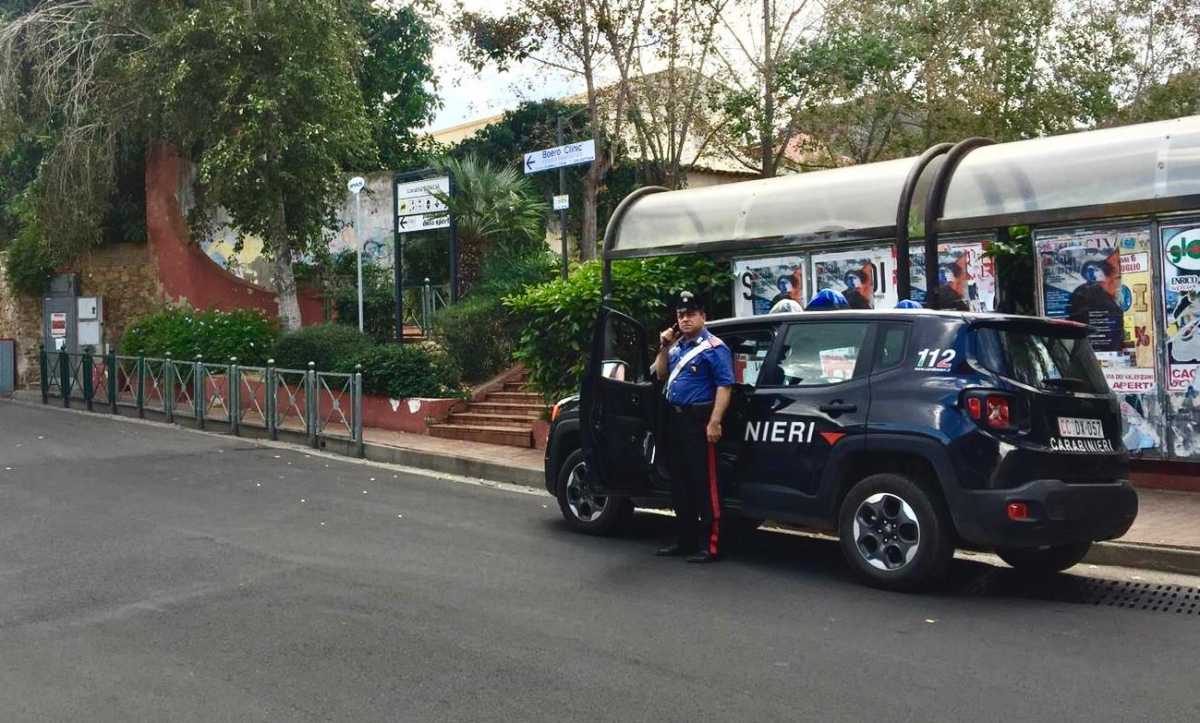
[706,309,1047,327]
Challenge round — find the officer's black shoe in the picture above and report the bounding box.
[686,550,719,564]
[655,543,691,557]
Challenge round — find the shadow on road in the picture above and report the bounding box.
[546,511,1200,617]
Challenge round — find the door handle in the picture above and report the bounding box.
[819,401,857,414]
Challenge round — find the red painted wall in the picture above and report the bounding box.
[145,142,324,324]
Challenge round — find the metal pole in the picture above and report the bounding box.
[267,359,278,440]
[39,348,47,405]
[108,351,118,415]
[448,171,459,303]
[136,356,145,418]
[393,176,404,343]
[165,353,174,423]
[356,191,364,333]
[307,361,318,448]
[229,357,240,437]
[195,355,204,429]
[354,364,365,458]
[82,353,94,412]
[60,349,70,408]
[557,114,568,280]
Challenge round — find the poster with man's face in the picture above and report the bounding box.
[732,256,806,316]
[810,247,897,310]
[910,240,996,311]
[1037,230,1131,353]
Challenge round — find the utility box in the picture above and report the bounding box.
[43,298,77,353]
[77,297,104,349]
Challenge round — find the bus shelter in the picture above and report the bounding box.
[601,115,1200,463]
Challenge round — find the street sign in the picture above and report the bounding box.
[524,139,595,174]
[347,176,366,194]
[50,312,67,338]
[553,194,569,211]
[396,176,450,233]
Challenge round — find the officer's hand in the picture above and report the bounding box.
[660,327,679,347]
[706,419,722,444]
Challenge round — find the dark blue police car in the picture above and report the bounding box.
[544,307,1138,591]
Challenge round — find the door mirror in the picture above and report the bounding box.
[600,359,629,381]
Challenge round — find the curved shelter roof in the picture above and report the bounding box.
[941,116,1200,230]
[605,115,1200,260]
[608,157,916,259]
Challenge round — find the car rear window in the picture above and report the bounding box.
[973,326,1109,394]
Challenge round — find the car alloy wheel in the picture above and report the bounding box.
[852,492,921,571]
[565,461,608,523]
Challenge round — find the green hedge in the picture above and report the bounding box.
[272,322,375,371]
[122,307,278,365]
[504,256,730,400]
[3,228,54,296]
[336,342,462,398]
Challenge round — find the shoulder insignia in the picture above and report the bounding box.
[706,334,724,348]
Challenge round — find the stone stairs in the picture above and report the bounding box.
[427,369,547,448]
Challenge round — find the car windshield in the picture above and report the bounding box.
[973,325,1109,393]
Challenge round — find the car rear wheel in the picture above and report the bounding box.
[838,473,953,592]
[556,449,631,536]
[996,543,1091,574]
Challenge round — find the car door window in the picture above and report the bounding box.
[773,322,870,386]
[600,313,648,383]
[875,323,910,372]
[718,328,776,386]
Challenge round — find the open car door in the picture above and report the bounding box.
[580,307,659,495]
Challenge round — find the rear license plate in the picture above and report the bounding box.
[1058,417,1104,439]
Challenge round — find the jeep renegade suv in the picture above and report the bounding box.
[544,308,1138,591]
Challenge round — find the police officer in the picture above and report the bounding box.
[654,291,735,563]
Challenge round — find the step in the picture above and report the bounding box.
[448,412,536,428]
[427,423,533,448]
[470,402,547,416]
[502,382,531,392]
[486,391,544,404]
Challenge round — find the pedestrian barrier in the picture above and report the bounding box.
[37,349,365,456]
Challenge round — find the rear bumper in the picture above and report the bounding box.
[958,479,1138,549]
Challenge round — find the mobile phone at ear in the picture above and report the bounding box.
[672,323,681,336]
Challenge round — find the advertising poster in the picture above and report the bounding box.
[1038,226,1161,454]
[910,239,996,311]
[732,256,806,316]
[1161,222,1200,458]
[810,246,897,310]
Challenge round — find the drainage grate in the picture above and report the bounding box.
[1075,579,1200,614]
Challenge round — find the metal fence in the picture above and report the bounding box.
[39,349,365,455]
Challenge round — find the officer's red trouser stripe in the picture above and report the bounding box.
[706,442,720,555]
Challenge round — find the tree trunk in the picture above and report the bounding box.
[581,162,601,262]
[760,0,776,178]
[270,201,302,331]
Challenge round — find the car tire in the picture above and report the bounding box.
[838,473,954,592]
[556,449,631,536]
[995,542,1091,575]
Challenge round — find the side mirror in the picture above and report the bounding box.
[600,359,629,381]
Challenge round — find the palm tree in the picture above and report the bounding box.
[434,154,548,296]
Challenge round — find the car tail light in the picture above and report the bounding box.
[986,396,1011,429]
[1007,502,1031,521]
[963,391,1016,431]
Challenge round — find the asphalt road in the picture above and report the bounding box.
[2,402,1200,722]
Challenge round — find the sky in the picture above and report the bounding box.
[423,1,579,131]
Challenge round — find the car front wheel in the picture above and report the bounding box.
[838,473,954,592]
[556,449,631,535]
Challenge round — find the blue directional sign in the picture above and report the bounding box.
[524,139,596,174]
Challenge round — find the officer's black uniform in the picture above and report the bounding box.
[657,292,735,563]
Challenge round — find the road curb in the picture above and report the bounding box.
[1085,541,1200,577]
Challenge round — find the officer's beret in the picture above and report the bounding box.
[674,290,705,312]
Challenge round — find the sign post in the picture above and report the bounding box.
[347,176,366,333]
[393,174,453,339]
[526,136,595,280]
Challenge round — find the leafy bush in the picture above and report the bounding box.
[121,307,278,365]
[3,226,54,296]
[504,256,731,400]
[273,322,375,371]
[336,342,462,398]
[433,295,512,382]
[432,247,557,382]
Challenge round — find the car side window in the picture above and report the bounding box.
[773,322,870,386]
[875,324,910,372]
[718,327,776,387]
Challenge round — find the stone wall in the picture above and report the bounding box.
[0,251,46,387]
[0,243,164,388]
[69,242,165,351]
